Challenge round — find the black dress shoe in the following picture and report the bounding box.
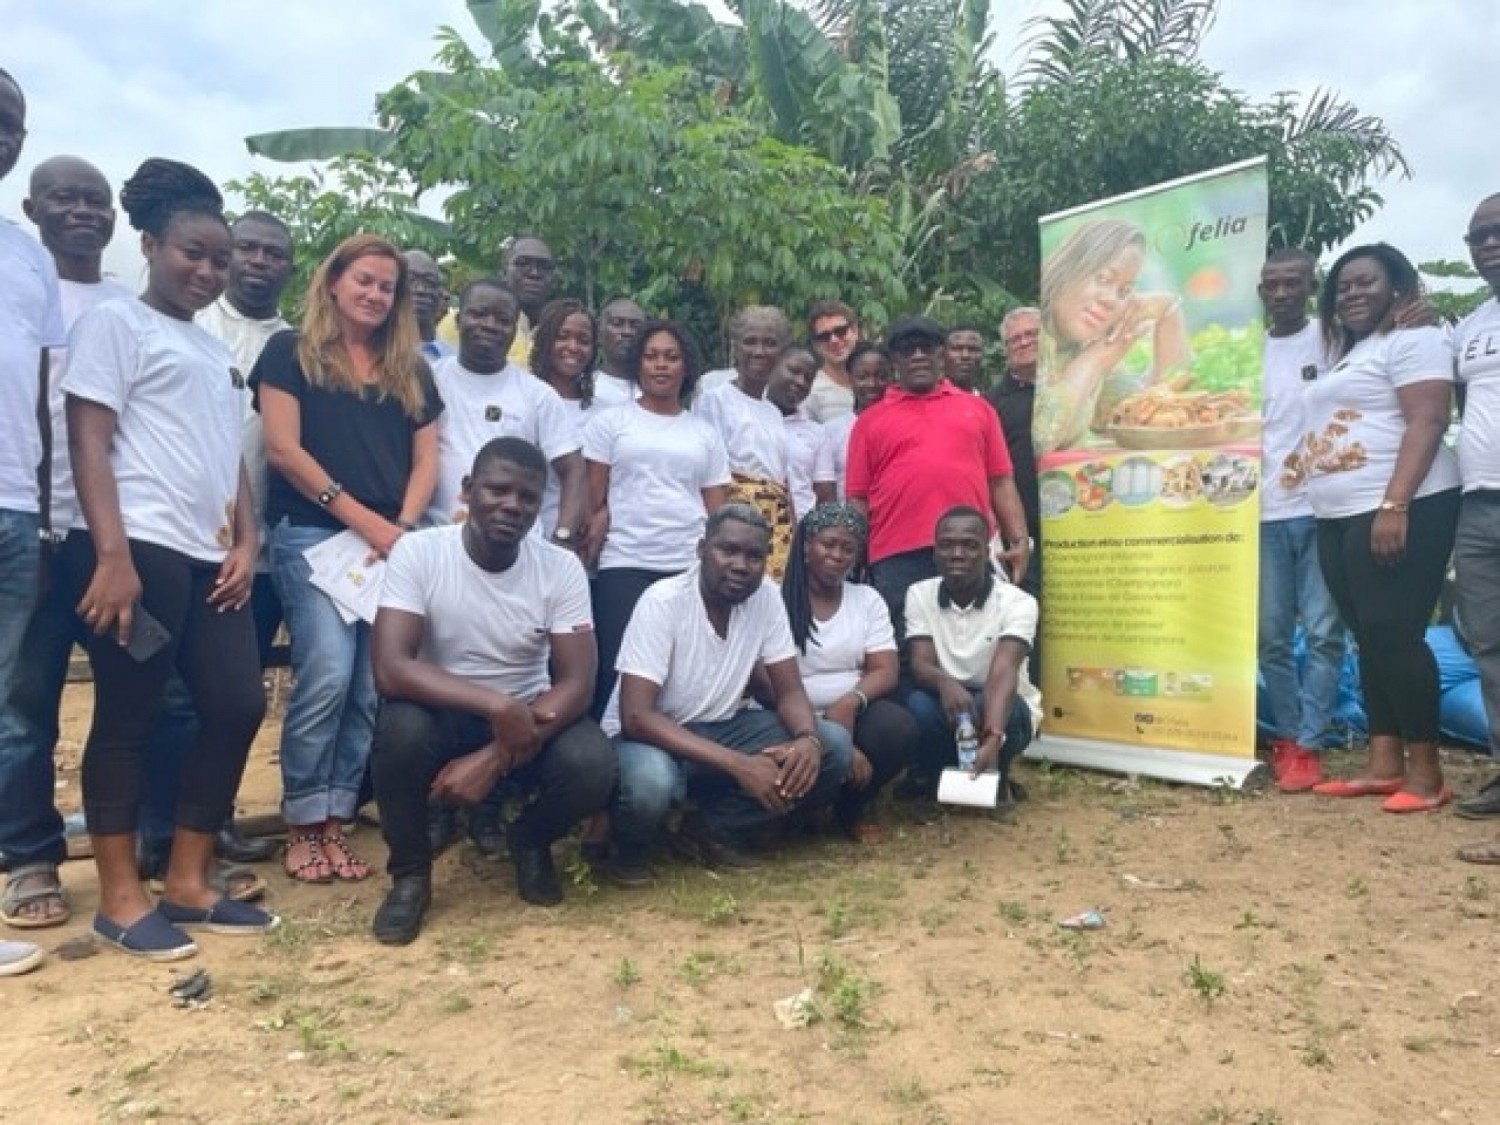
[216,822,278,864]
[467,811,509,862]
[372,875,432,945]
[668,812,760,871]
[1455,773,1500,820]
[428,807,460,857]
[511,843,564,906]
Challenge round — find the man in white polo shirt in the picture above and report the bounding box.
[603,504,852,883]
[902,506,1042,807]
[369,437,614,942]
[0,69,66,975]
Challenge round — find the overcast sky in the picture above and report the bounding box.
[1,0,1489,288]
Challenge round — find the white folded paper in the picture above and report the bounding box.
[303,529,386,625]
[937,767,1001,808]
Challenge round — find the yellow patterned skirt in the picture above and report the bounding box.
[728,472,794,582]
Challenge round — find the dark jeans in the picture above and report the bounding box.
[612,710,853,863]
[870,548,938,649]
[59,533,265,836]
[0,528,67,869]
[834,698,919,826]
[1316,490,1459,743]
[372,700,616,879]
[139,571,285,853]
[902,684,1034,782]
[589,567,679,720]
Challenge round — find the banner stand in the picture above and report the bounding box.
[1025,735,1262,790]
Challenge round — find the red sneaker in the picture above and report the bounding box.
[1278,747,1323,793]
[1267,739,1297,783]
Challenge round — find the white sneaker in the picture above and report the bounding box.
[0,940,44,977]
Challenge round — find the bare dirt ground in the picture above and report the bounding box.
[4,683,1499,1125]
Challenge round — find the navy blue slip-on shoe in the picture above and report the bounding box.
[93,911,197,961]
[157,897,280,935]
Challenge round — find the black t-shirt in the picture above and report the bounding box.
[251,329,443,528]
[986,373,1039,541]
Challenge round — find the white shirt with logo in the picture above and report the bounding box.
[1455,298,1500,492]
[0,220,66,513]
[1261,321,1327,522]
[64,299,245,562]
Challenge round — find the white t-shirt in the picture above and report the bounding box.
[582,402,731,571]
[379,525,593,703]
[805,369,854,425]
[592,370,636,410]
[46,278,133,532]
[64,299,245,563]
[1261,321,1327,522]
[823,411,856,497]
[694,381,788,481]
[1455,298,1500,492]
[796,583,895,711]
[602,568,798,735]
[428,357,580,526]
[699,367,736,397]
[196,297,290,554]
[782,413,836,519]
[905,576,1043,730]
[1298,326,1461,519]
[0,221,66,514]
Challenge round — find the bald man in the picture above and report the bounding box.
[1,154,123,937]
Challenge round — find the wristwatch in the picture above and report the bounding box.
[552,527,576,546]
[317,481,344,507]
[1377,499,1410,513]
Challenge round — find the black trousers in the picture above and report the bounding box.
[1316,489,1459,743]
[372,700,616,878]
[833,698,919,825]
[589,567,679,719]
[869,548,938,650]
[60,533,265,836]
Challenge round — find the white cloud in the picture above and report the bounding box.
[3,0,1491,285]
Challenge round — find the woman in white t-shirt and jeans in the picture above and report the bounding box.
[582,320,730,718]
[775,503,916,842]
[1288,243,1461,812]
[63,159,276,959]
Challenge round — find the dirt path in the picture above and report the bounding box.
[4,688,1498,1124]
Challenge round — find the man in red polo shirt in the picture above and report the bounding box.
[845,316,1031,637]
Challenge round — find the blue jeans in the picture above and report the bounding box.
[612,710,852,862]
[271,522,376,824]
[902,684,1034,780]
[1258,516,1346,749]
[0,510,53,868]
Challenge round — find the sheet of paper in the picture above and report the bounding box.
[937,767,1001,808]
[303,529,386,624]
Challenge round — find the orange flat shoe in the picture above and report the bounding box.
[1381,786,1453,814]
[1312,777,1404,799]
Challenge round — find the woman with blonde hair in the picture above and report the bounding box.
[253,234,443,883]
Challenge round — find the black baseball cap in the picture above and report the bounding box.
[884,315,947,350]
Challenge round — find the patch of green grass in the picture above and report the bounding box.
[821,898,851,939]
[613,957,641,989]
[438,992,473,1015]
[622,1042,729,1082]
[703,889,740,925]
[816,951,878,1029]
[1053,826,1074,864]
[1185,955,1226,1004]
[1300,1039,1333,1070]
[1463,875,1489,902]
[1345,875,1368,899]
[997,899,1029,925]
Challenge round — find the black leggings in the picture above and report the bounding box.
[590,567,679,720]
[834,697,919,827]
[1316,489,1459,743]
[61,534,265,836]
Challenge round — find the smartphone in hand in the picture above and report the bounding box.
[123,602,171,663]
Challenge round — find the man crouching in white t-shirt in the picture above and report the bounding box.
[601,504,853,883]
[368,437,614,944]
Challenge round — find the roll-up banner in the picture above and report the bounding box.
[1027,157,1269,788]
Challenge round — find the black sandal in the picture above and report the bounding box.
[283,833,334,884]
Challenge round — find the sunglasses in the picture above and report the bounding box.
[812,322,853,345]
[1464,224,1500,249]
[890,338,941,357]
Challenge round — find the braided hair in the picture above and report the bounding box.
[780,502,869,653]
[530,298,597,407]
[119,158,225,238]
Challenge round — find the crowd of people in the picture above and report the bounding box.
[1,62,1498,976]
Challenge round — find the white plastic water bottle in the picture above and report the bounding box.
[955,711,979,771]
